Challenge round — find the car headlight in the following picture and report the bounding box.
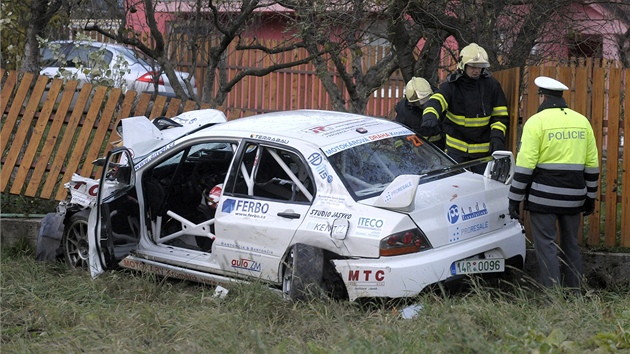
[379,228,432,256]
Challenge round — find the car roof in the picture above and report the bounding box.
[48,40,128,50]
[189,109,412,154]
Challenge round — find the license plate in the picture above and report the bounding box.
[450,258,505,275]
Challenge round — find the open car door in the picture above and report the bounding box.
[89,147,140,277]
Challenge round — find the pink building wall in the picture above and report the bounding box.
[124,1,627,60]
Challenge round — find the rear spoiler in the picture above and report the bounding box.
[372,151,514,212]
[417,150,514,184]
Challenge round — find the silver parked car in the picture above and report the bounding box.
[40,40,196,98]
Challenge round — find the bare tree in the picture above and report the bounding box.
[277,0,399,113]
[84,0,323,106]
[9,0,66,73]
[599,1,630,68]
[394,0,581,82]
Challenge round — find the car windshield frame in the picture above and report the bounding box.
[326,134,456,200]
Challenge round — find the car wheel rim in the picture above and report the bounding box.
[65,218,89,269]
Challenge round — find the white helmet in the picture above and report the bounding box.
[405,77,433,103]
[458,43,490,71]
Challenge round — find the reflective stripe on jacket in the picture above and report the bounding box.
[508,106,599,214]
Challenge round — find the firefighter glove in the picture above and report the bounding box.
[420,115,439,137]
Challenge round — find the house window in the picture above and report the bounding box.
[567,33,603,58]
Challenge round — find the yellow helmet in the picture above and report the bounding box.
[405,77,432,103]
[457,43,490,71]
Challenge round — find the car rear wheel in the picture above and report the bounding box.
[282,244,324,301]
[62,209,90,269]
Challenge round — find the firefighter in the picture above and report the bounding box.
[420,43,508,173]
[508,76,599,290]
[395,77,443,148]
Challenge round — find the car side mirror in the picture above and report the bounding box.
[483,151,515,184]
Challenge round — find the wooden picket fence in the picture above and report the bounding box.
[0,69,209,201]
[0,61,628,248]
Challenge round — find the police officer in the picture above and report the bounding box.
[420,43,508,173]
[508,76,599,290]
[395,77,444,148]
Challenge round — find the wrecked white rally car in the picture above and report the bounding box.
[45,109,526,301]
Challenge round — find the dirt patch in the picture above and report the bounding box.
[524,249,630,290]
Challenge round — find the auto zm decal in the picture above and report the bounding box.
[231,258,262,272]
[445,195,490,243]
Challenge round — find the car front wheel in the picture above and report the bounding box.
[282,243,324,301]
[62,209,90,269]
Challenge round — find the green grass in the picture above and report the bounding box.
[2,245,629,353]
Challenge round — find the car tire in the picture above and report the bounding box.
[282,243,324,302]
[62,209,90,270]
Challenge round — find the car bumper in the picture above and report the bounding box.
[331,222,526,301]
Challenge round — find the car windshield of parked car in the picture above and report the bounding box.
[327,134,455,199]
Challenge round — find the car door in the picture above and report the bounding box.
[90,147,141,273]
[216,141,315,282]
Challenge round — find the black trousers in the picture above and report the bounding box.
[530,212,583,288]
[446,149,487,174]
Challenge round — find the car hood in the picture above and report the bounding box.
[361,172,513,249]
[122,109,227,159]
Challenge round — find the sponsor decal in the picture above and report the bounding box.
[308,209,352,219]
[250,134,289,144]
[447,205,460,224]
[221,198,269,219]
[306,222,349,234]
[357,217,384,230]
[322,128,412,156]
[447,202,488,225]
[135,141,176,170]
[305,118,376,135]
[354,217,384,237]
[316,195,347,207]
[217,241,274,255]
[347,269,386,288]
[323,136,371,155]
[231,258,262,272]
[381,179,413,203]
[445,195,490,242]
[308,152,333,183]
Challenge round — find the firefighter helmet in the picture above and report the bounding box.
[404,77,433,103]
[457,43,490,71]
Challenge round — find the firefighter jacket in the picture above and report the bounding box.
[396,98,445,149]
[508,97,599,214]
[422,71,508,157]
[395,98,424,134]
